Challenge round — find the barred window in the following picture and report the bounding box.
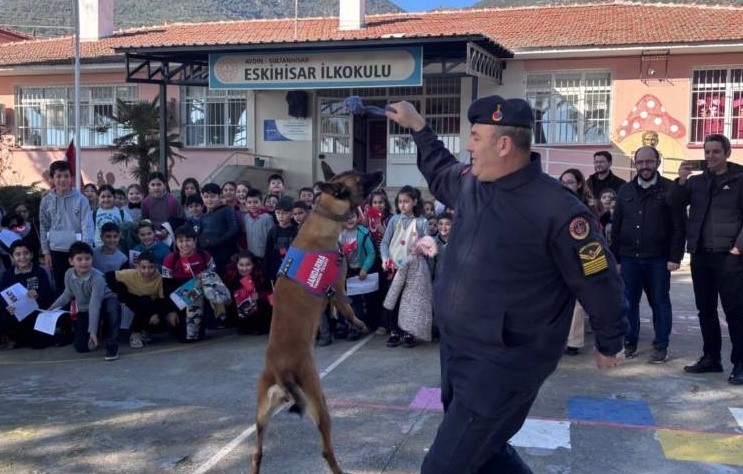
[182,87,252,147]
[526,72,611,145]
[15,85,136,147]
[690,68,743,143]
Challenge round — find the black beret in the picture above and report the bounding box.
[467,95,533,129]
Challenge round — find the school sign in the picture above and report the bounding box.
[209,47,422,90]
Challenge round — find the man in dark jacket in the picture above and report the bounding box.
[587,151,627,198]
[669,134,743,385]
[387,96,627,473]
[611,146,685,364]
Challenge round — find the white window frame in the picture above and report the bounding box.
[526,71,612,145]
[689,67,743,144]
[14,85,137,148]
[181,87,254,148]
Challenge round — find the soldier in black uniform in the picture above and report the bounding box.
[386,96,628,473]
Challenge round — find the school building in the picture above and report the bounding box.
[0,1,742,193]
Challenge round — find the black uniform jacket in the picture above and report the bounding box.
[610,175,686,264]
[668,162,743,254]
[413,126,627,415]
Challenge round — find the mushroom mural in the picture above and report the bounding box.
[615,94,687,175]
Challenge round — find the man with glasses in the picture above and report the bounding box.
[610,146,685,363]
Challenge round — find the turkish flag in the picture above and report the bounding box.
[64,139,76,187]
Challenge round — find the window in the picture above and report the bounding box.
[526,72,611,145]
[182,87,252,147]
[690,68,743,143]
[15,85,136,147]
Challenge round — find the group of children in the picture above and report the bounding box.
[0,159,455,360]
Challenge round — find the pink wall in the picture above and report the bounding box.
[525,53,743,174]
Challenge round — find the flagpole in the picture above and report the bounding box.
[73,0,82,189]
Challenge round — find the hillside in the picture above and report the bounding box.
[0,0,402,37]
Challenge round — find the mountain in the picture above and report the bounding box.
[473,0,743,7]
[0,0,403,37]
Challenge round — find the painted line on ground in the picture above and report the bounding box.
[731,408,743,430]
[191,333,374,474]
[327,398,743,437]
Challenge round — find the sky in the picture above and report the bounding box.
[393,0,479,12]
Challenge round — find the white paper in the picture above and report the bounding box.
[346,272,379,296]
[0,229,21,247]
[34,310,66,335]
[1,283,39,321]
[129,250,141,266]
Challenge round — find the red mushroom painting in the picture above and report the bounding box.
[616,94,686,142]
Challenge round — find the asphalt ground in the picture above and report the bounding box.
[1,265,742,474]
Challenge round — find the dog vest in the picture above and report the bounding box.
[277,246,344,298]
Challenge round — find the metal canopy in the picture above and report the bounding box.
[119,35,512,86]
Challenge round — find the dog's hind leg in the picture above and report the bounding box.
[251,369,281,474]
[299,370,346,474]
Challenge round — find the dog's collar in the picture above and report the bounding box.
[277,246,344,298]
[312,203,351,223]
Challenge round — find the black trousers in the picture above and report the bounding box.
[50,250,71,298]
[422,343,537,473]
[690,251,743,364]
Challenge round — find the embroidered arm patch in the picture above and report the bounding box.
[578,241,609,276]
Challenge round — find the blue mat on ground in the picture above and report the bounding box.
[568,396,655,426]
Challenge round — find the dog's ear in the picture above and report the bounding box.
[321,161,336,181]
[318,182,351,200]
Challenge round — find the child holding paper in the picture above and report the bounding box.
[48,241,121,360]
[0,240,56,348]
[162,224,214,342]
[335,212,376,341]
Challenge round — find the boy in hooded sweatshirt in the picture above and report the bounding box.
[39,161,95,294]
[197,183,238,275]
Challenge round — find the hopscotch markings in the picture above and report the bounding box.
[656,430,743,466]
[511,419,571,450]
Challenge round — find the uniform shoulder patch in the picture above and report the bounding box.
[578,241,609,276]
[569,216,590,240]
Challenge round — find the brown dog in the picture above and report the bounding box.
[251,163,384,474]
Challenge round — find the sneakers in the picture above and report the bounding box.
[129,332,144,349]
[729,363,743,385]
[375,327,388,336]
[386,332,402,347]
[105,346,119,361]
[402,333,417,348]
[683,355,723,373]
[648,347,668,364]
[624,343,638,359]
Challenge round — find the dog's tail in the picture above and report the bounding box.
[282,378,307,417]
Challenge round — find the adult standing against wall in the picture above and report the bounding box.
[611,146,685,364]
[386,96,627,473]
[669,134,743,385]
[587,151,627,199]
